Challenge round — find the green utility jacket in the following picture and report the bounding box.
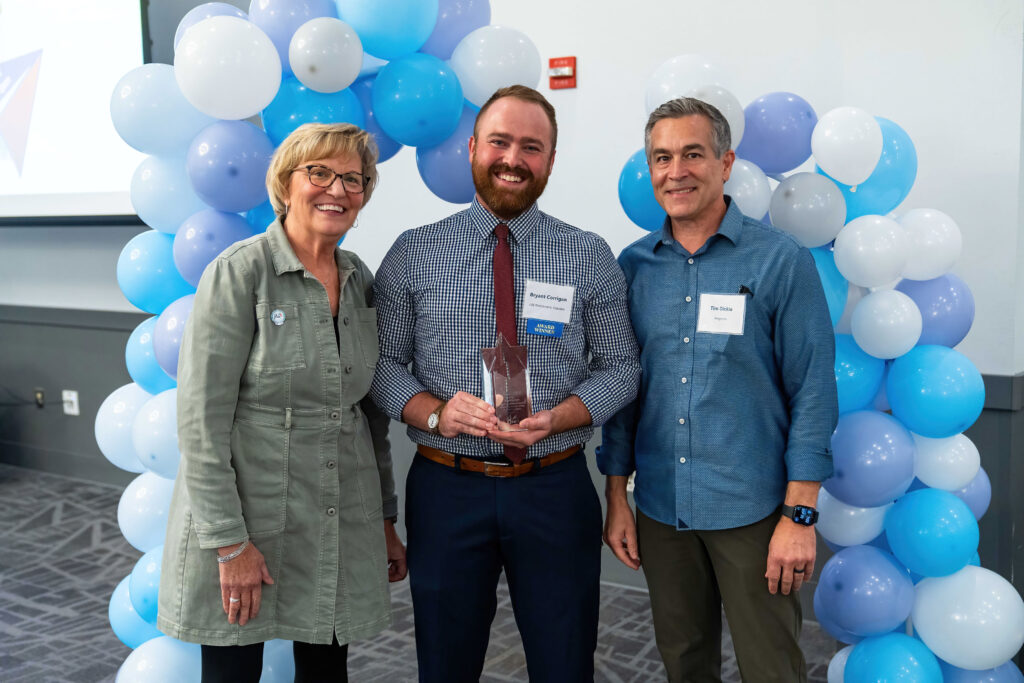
[158,219,397,646]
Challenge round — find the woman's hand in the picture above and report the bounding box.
[218,541,274,626]
[384,520,407,582]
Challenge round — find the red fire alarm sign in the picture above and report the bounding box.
[548,57,576,90]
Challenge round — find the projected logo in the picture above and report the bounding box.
[0,49,43,176]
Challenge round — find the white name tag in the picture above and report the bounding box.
[697,293,746,335]
[521,279,575,324]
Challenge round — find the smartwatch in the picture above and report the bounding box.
[781,504,818,526]
[427,401,446,435]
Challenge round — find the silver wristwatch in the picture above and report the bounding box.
[427,401,446,434]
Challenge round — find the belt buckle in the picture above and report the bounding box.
[481,460,513,477]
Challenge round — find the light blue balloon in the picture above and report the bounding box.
[186,121,274,213]
[816,546,914,637]
[337,0,439,60]
[132,389,181,480]
[887,345,985,438]
[261,639,296,682]
[885,489,979,578]
[416,105,476,203]
[154,295,195,379]
[939,659,1024,683]
[117,472,176,552]
[110,64,216,156]
[174,210,256,287]
[129,545,163,625]
[810,247,848,328]
[174,3,248,51]
[351,77,403,162]
[825,409,914,507]
[845,634,943,683]
[130,156,209,234]
[371,53,463,147]
[834,335,885,414]
[419,0,491,60]
[261,77,365,146]
[116,636,202,683]
[95,383,152,473]
[117,231,195,315]
[109,575,162,649]
[126,317,177,395]
[248,0,336,75]
[245,200,278,233]
[618,149,664,232]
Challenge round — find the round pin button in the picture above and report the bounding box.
[326,507,336,516]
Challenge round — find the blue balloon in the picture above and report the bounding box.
[816,546,914,637]
[819,117,917,222]
[618,149,664,232]
[954,466,992,520]
[813,585,863,645]
[896,274,975,348]
[885,489,979,578]
[126,317,177,395]
[419,0,490,60]
[117,636,202,682]
[153,294,195,379]
[887,345,985,438]
[248,0,336,75]
[846,634,943,683]
[735,92,817,174]
[117,231,195,314]
[246,200,278,233]
[186,120,274,213]
[337,0,439,60]
[109,575,162,649]
[351,77,403,162]
[261,640,297,682]
[416,106,476,203]
[810,247,848,328]
[834,335,885,414]
[825,410,914,507]
[261,76,366,146]
[174,3,248,51]
[174,210,255,287]
[372,54,463,147]
[939,659,1024,683]
[129,545,163,624]
[130,156,209,234]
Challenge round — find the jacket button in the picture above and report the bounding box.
[330,411,340,420]
[344,366,353,374]
[342,317,350,326]
[328,367,337,373]
[326,461,336,469]
[326,507,337,516]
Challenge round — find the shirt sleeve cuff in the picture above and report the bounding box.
[573,384,627,427]
[785,448,834,483]
[381,495,398,520]
[371,369,429,421]
[193,520,249,550]
[596,444,634,476]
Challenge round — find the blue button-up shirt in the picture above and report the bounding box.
[372,199,641,459]
[599,199,837,530]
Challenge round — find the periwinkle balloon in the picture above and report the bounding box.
[128,545,163,624]
[116,636,202,682]
[885,488,979,578]
[109,575,163,649]
[174,3,248,51]
[337,0,438,59]
[816,545,914,637]
[810,248,848,328]
[896,273,975,348]
[619,149,664,232]
[118,472,176,552]
[419,0,491,60]
[95,383,151,473]
[887,345,985,438]
[174,210,255,287]
[770,173,847,248]
[372,54,463,147]
[416,106,476,204]
[938,658,1024,683]
[834,336,885,414]
[813,586,863,645]
[735,92,816,174]
[826,410,914,508]
[130,156,208,234]
[117,231,195,315]
[132,389,181,480]
[153,294,195,379]
[845,634,943,683]
[186,121,274,213]
[723,159,771,219]
[954,466,992,520]
[351,78,403,163]
[126,318,177,395]
[248,0,337,74]
[246,200,278,233]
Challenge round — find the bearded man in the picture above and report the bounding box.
[371,85,640,683]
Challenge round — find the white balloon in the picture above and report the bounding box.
[769,173,847,247]
[816,487,891,547]
[174,16,282,120]
[117,472,176,552]
[836,283,869,335]
[913,566,1024,671]
[132,389,181,480]
[686,84,745,147]
[850,289,922,359]
[450,26,541,108]
[913,432,981,491]
[289,18,363,93]
[811,106,883,186]
[644,54,728,114]
[899,208,963,280]
[95,384,151,473]
[833,214,909,288]
[827,645,854,683]
[723,159,771,220]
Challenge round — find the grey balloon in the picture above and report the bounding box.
[769,172,847,247]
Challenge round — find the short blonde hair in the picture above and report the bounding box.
[266,123,379,215]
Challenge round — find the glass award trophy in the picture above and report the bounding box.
[480,333,532,431]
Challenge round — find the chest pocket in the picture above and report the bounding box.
[355,307,379,368]
[252,303,306,371]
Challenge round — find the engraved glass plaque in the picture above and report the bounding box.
[480,333,533,431]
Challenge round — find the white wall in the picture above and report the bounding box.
[2,0,1022,375]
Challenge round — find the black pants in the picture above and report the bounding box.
[201,637,349,683]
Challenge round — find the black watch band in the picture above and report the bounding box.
[781,504,818,526]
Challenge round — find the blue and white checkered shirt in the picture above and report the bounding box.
[371,199,641,460]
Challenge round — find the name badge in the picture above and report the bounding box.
[696,293,746,335]
[522,279,575,337]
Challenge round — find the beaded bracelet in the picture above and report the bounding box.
[216,539,250,564]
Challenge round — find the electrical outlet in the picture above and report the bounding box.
[62,390,79,416]
[34,388,44,408]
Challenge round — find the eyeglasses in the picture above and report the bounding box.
[293,165,369,194]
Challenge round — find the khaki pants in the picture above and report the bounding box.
[636,509,806,683]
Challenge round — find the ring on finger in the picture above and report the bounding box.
[793,567,806,574]
[229,596,241,604]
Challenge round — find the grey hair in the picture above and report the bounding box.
[644,97,732,160]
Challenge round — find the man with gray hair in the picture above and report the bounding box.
[598,97,838,682]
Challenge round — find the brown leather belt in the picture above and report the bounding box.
[416,444,581,478]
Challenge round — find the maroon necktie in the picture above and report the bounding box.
[493,223,526,464]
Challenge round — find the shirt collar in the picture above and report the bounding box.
[266,216,356,278]
[653,195,744,252]
[469,197,543,243]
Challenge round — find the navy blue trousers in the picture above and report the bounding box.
[405,450,602,683]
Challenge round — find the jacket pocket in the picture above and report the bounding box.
[230,417,290,535]
[355,307,379,368]
[252,303,306,371]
